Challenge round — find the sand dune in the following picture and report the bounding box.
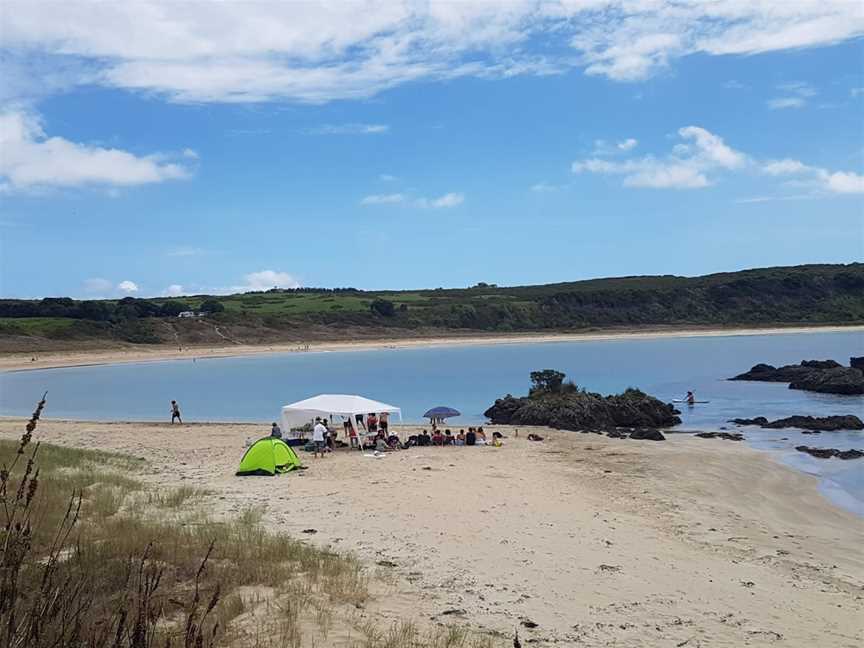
[1,418,861,646]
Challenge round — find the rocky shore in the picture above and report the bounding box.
[730,357,864,395]
[484,370,680,433]
[795,446,864,460]
[729,415,864,431]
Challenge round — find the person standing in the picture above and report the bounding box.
[313,417,327,458]
[271,422,282,438]
[170,400,182,424]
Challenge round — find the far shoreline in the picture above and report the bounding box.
[1,323,862,373]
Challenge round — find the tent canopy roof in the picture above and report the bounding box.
[281,394,401,431]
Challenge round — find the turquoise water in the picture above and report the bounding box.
[1,330,862,513]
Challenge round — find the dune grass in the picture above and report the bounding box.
[0,404,503,648]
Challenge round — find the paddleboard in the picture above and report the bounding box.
[672,399,710,403]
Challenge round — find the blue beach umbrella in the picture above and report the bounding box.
[423,406,461,419]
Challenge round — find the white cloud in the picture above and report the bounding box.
[573,125,744,189]
[767,81,818,109]
[83,278,113,294]
[117,280,139,294]
[2,2,862,103]
[240,270,300,291]
[617,138,638,151]
[0,109,192,192]
[379,173,397,181]
[360,193,405,205]
[420,192,464,208]
[164,284,185,296]
[573,127,863,195]
[308,123,389,135]
[762,159,810,176]
[530,182,559,193]
[361,191,464,207]
[760,158,864,194]
[767,97,805,110]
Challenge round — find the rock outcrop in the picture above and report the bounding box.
[850,356,864,371]
[795,446,864,460]
[789,367,864,395]
[729,415,864,431]
[730,359,863,395]
[484,382,680,433]
[695,431,744,441]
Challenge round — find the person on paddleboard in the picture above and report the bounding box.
[685,391,695,405]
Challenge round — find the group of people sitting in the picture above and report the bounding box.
[367,426,504,452]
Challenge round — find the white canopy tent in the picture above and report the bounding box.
[281,394,402,436]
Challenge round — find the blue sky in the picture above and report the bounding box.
[1,1,862,299]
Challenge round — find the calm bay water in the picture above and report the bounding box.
[1,330,862,512]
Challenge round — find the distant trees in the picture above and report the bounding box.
[369,299,396,317]
[530,370,566,394]
[199,299,225,314]
[158,300,192,317]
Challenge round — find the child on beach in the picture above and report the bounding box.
[170,400,182,424]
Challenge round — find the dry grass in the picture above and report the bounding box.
[0,397,503,647]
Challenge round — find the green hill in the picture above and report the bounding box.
[2,263,862,352]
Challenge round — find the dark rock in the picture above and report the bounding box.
[851,356,864,371]
[789,367,864,395]
[695,432,744,441]
[520,619,539,629]
[629,428,666,441]
[440,608,466,616]
[606,429,629,439]
[795,446,864,460]
[730,417,768,427]
[484,383,680,431]
[729,415,863,431]
[301,528,318,534]
[730,359,863,395]
[376,560,397,567]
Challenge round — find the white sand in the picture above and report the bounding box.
[2,419,862,647]
[3,324,862,372]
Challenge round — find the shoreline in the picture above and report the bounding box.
[2,323,861,373]
[1,418,861,645]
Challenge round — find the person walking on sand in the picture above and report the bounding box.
[313,417,327,458]
[170,400,182,424]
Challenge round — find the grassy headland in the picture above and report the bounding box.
[2,263,862,353]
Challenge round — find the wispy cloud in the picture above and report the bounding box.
[307,123,389,135]
[573,126,744,189]
[573,126,863,195]
[3,3,862,103]
[767,81,817,110]
[591,138,639,156]
[236,270,300,292]
[530,182,562,193]
[117,280,139,294]
[360,191,464,208]
[360,193,405,205]
[379,173,397,181]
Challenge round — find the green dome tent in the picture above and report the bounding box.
[236,437,301,476]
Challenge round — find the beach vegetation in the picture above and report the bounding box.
[0,399,502,647]
[2,263,862,350]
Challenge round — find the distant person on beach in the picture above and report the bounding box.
[367,413,378,434]
[465,428,476,446]
[312,418,327,458]
[456,430,466,446]
[379,411,389,433]
[170,400,182,424]
[271,422,282,438]
[355,413,366,430]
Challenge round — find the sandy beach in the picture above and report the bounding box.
[3,418,861,647]
[2,324,862,373]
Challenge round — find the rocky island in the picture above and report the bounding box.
[730,357,864,395]
[729,415,864,431]
[483,370,680,436]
